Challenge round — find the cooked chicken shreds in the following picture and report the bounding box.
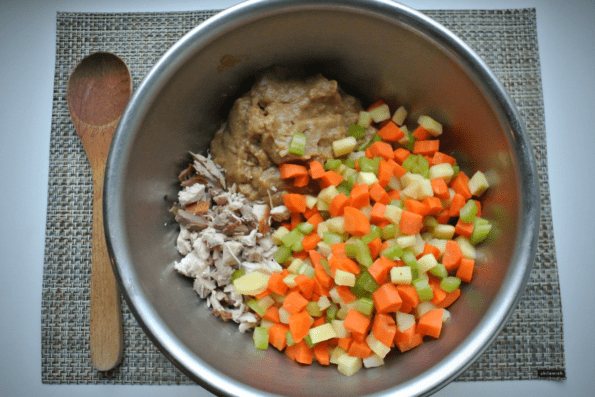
[173,152,284,332]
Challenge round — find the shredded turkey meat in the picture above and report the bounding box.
[172,152,289,332]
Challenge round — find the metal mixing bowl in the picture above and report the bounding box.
[104,0,540,395]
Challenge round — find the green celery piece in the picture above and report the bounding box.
[247,298,267,317]
[358,157,377,173]
[355,297,375,317]
[355,271,380,293]
[452,163,460,178]
[320,258,332,276]
[402,154,416,171]
[346,172,359,188]
[413,278,433,302]
[323,231,343,245]
[349,124,366,139]
[362,224,382,244]
[344,158,357,169]
[297,222,315,235]
[304,334,318,348]
[358,133,382,151]
[382,224,397,240]
[381,244,403,260]
[253,327,269,350]
[402,250,418,268]
[405,133,416,151]
[336,181,352,196]
[417,155,430,178]
[440,276,461,293]
[429,263,448,279]
[345,243,358,258]
[423,216,439,231]
[326,303,339,323]
[288,131,306,156]
[274,245,292,264]
[231,269,245,283]
[470,222,492,245]
[297,263,316,279]
[292,239,304,253]
[286,330,296,346]
[354,239,373,268]
[281,228,303,248]
[389,199,405,209]
[459,200,478,223]
[350,284,372,299]
[306,301,323,317]
[325,159,342,171]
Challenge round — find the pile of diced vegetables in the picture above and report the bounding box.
[231,100,491,376]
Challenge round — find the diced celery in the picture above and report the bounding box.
[343,158,357,170]
[350,284,372,300]
[297,222,315,235]
[318,185,339,204]
[318,295,331,311]
[345,171,360,188]
[355,297,375,317]
[304,334,317,348]
[323,231,343,245]
[320,258,332,276]
[459,200,478,223]
[247,298,267,316]
[297,263,316,279]
[271,226,290,245]
[358,157,378,174]
[288,131,306,156]
[306,301,324,317]
[381,243,403,260]
[382,224,397,240]
[417,115,443,136]
[281,228,303,248]
[396,234,417,248]
[292,239,304,253]
[333,136,357,157]
[348,124,367,139]
[390,266,412,284]
[336,181,352,196]
[362,224,382,244]
[326,303,339,323]
[353,239,373,267]
[423,216,439,231]
[468,170,489,197]
[231,269,245,283]
[413,277,433,302]
[440,276,461,293]
[287,258,304,274]
[355,271,380,293]
[455,236,476,259]
[429,163,454,182]
[325,158,342,171]
[326,216,345,234]
[286,330,296,346]
[470,217,492,245]
[253,327,269,350]
[433,224,455,240]
[429,263,448,279]
[336,305,350,320]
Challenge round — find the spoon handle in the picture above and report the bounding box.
[89,169,123,371]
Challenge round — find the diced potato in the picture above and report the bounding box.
[358,111,373,128]
[305,195,318,209]
[396,312,416,332]
[357,171,379,186]
[417,115,443,136]
[232,271,270,296]
[287,258,304,274]
[309,323,338,344]
[283,273,298,288]
[417,253,438,273]
[384,205,403,225]
[429,163,454,182]
[366,332,391,358]
[337,354,363,376]
[369,103,391,123]
[331,319,350,338]
[468,170,489,197]
[455,236,477,260]
[390,266,412,285]
[392,105,407,126]
[416,301,438,318]
[333,136,357,157]
[433,224,455,240]
[334,269,356,287]
[278,307,291,324]
[271,226,290,245]
[396,234,417,248]
[363,353,385,369]
[318,185,339,204]
[330,346,348,365]
[326,216,346,234]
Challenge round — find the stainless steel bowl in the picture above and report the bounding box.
[104,0,540,395]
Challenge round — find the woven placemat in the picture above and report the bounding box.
[41,8,565,386]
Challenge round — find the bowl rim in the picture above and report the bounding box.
[104,0,540,396]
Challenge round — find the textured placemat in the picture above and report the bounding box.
[41,8,565,386]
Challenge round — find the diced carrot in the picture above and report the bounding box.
[396,284,420,308]
[368,256,394,285]
[421,243,441,261]
[343,309,371,336]
[294,274,315,300]
[387,189,401,201]
[398,302,413,314]
[313,341,330,365]
[310,251,334,288]
[387,158,407,178]
[263,305,281,323]
[405,199,428,216]
[312,316,326,327]
[255,289,271,299]
[450,171,472,200]
[268,271,289,296]
[448,193,466,217]
[393,148,411,165]
[337,337,353,351]
[328,252,360,274]
[283,290,309,315]
[413,139,440,156]
[423,196,443,215]
[269,323,289,351]
[283,193,307,214]
[416,308,444,338]
[290,212,303,230]
[294,251,309,261]
[320,170,344,188]
[307,212,324,228]
[336,285,357,304]
[436,208,451,224]
[285,342,298,360]
[399,210,424,235]
[365,141,394,161]
[294,174,309,187]
[432,151,456,166]
[435,288,461,308]
[378,120,406,142]
[394,325,423,353]
[430,285,448,306]
[329,193,350,217]
[369,183,390,205]
[348,339,373,359]
[454,218,474,238]
[288,311,312,343]
[370,202,388,226]
[303,206,319,220]
[367,237,383,260]
[430,177,450,200]
[372,313,397,347]
[367,99,385,111]
[349,184,370,208]
[331,242,347,256]
[377,160,394,188]
[474,199,482,217]
[280,163,308,180]
[302,232,322,252]
[343,206,371,236]
[309,160,325,179]
[412,125,431,141]
[442,240,463,271]
[456,258,475,283]
[293,340,314,365]
[313,277,331,297]
[372,282,403,314]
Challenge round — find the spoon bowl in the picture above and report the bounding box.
[67,51,132,371]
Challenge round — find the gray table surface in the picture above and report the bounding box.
[2,0,593,396]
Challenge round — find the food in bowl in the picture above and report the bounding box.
[171,68,492,376]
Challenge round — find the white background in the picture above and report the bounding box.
[1,0,593,396]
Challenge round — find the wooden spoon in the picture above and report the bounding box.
[67,52,132,371]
